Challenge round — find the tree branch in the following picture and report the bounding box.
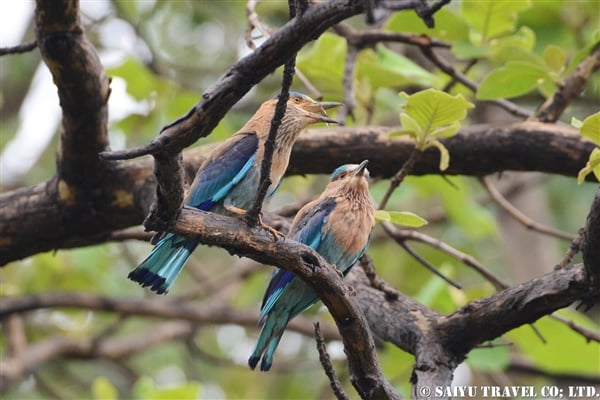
[1,122,595,265]
[582,187,600,285]
[0,292,339,340]
[35,0,111,181]
[534,42,600,123]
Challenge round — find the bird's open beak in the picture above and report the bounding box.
[302,100,342,124]
[353,160,369,176]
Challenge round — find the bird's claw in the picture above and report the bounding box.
[333,264,344,278]
[224,204,248,216]
[261,219,285,240]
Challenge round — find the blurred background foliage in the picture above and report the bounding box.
[1,1,599,399]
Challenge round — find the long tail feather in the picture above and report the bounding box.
[128,233,197,294]
[248,313,289,371]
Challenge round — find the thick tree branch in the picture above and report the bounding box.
[1,122,595,265]
[582,187,600,284]
[35,0,111,181]
[172,208,400,399]
[348,262,600,399]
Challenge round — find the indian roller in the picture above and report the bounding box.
[128,93,340,294]
[249,160,376,371]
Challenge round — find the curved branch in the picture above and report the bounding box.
[582,187,600,284]
[35,0,111,180]
[172,208,400,399]
[535,42,600,123]
[348,262,600,398]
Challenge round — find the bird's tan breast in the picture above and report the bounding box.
[326,198,375,254]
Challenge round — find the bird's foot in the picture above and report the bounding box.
[259,214,284,240]
[333,264,344,278]
[224,204,248,215]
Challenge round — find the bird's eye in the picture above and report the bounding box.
[293,97,301,103]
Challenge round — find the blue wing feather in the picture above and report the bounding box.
[260,198,337,315]
[188,133,258,210]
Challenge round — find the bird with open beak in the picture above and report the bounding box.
[128,92,341,294]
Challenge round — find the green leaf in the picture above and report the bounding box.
[571,116,583,129]
[430,121,461,139]
[426,139,451,171]
[490,26,536,54]
[375,210,428,227]
[92,377,118,400]
[399,89,474,141]
[108,57,157,100]
[462,0,532,43]
[358,45,442,90]
[543,44,567,74]
[452,40,492,60]
[577,148,600,184]
[296,33,346,99]
[477,61,549,100]
[399,113,423,141]
[385,8,469,41]
[580,112,600,145]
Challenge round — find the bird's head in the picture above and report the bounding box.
[244,92,341,146]
[329,160,371,191]
[283,92,341,126]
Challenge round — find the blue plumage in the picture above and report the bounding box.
[249,161,375,371]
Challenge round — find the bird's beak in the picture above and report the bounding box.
[353,160,369,176]
[302,100,342,124]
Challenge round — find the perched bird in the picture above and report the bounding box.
[249,160,376,371]
[128,93,340,294]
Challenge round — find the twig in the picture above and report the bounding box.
[379,148,421,209]
[359,255,400,300]
[245,0,321,98]
[0,40,38,56]
[383,223,509,291]
[99,144,158,160]
[534,42,600,123]
[339,43,358,124]
[397,239,463,289]
[333,22,450,50]
[509,355,600,385]
[419,46,533,119]
[480,176,575,241]
[245,0,271,50]
[555,227,584,270]
[314,322,349,400]
[549,313,600,343]
[245,2,300,226]
[443,58,478,92]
